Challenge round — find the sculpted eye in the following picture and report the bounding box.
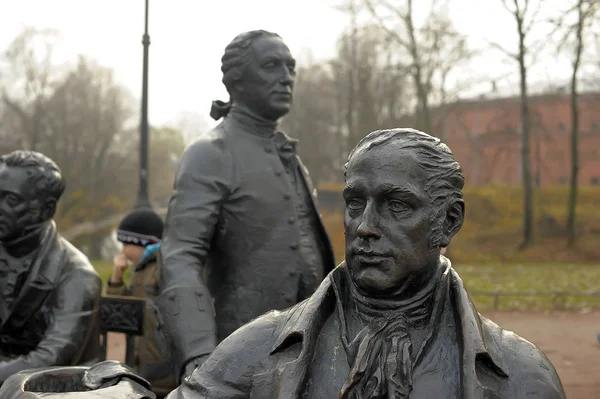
[346,198,364,211]
[388,200,409,212]
[263,61,276,69]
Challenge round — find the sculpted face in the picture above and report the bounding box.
[0,165,44,242]
[343,143,441,296]
[235,36,296,120]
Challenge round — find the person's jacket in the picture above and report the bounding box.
[156,111,336,380]
[167,261,566,399]
[0,221,101,385]
[106,249,175,395]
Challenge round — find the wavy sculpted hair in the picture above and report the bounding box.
[0,150,66,207]
[345,128,465,249]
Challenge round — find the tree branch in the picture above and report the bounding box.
[487,39,519,60]
[363,0,411,49]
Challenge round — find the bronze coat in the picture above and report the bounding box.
[156,115,336,378]
[0,222,101,384]
[168,262,566,399]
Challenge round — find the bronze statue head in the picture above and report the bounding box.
[343,128,465,296]
[211,30,296,121]
[0,150,65,242]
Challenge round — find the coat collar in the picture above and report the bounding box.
[269,261,508,398]
[225,105,278,140]
[0,221,65,329]
[21,221,64,287]
[449,266,509,376]
[270,270,333,355]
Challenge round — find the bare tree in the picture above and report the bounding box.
[336,0,360,146]
[280,21,413,184]
[354,0,472,134]
[334,24,412,143]
[362,0,430,132]
[0,29,148,256]
[0,27,62,151]
[492,0,545,248]
[566,4,584,247]
[554,0,599,246]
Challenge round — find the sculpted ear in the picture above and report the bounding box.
[233,80,245,93]
[440,198,464,247]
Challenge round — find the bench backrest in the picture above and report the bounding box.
[98,295,146,366]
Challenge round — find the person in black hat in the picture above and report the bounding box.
[107,208,175,397]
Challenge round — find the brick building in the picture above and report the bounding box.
[440,90,600,186]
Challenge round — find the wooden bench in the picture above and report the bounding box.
[98,294,146,366]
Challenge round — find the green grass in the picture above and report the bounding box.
[455,263,600,311]
[95,260,112,282]
[91,260,600,311]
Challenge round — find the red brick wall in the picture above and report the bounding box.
[440,92,600,186]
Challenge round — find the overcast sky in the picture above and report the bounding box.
[0,0,576,131]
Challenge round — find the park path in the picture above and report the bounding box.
[487,311,600,399]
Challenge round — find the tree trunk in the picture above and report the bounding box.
[567,0,584,247]
[516,12,534,248]
[346,4,358,145]
[406,0,432,133]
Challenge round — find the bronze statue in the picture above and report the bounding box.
[166,129,566,398]
[0,360,156,398]
[0,150,102,386]
[156,30,336,382]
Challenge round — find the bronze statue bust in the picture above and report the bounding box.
[156,30,335,382]
[166,129,566,398]
[0,150,102,386]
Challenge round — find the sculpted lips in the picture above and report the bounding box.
[273,91,292,99]
[352,248,391,265]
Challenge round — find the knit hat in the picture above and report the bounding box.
[116,208,164,247]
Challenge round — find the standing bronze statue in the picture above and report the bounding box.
[166,129,566,399]
[0,150,102,386]
[156,30,336,382]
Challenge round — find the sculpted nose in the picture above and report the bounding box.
[280,66,293,86]
[356,204,381,239]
